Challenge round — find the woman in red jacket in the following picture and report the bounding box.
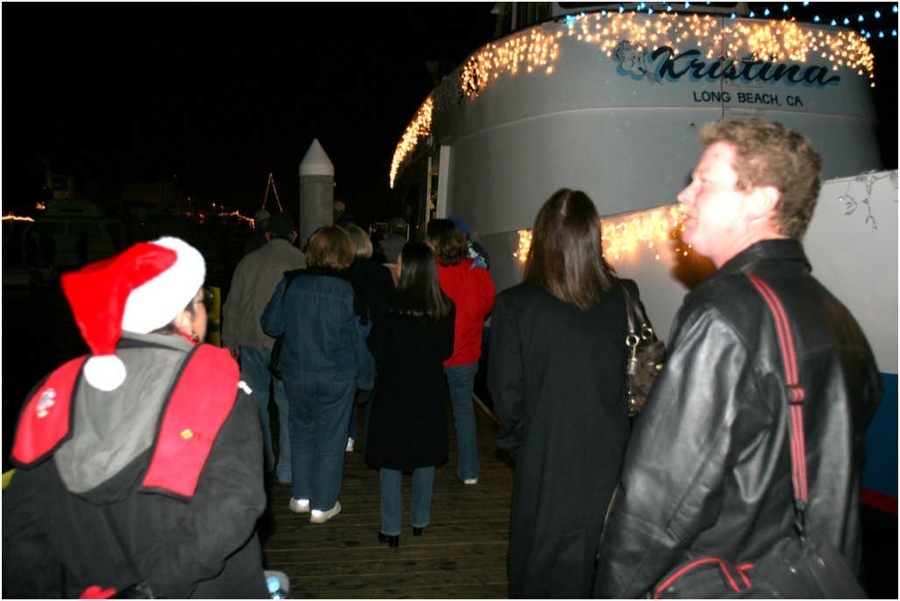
[426,219,495,484]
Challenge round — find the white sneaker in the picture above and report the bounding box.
[289,498,310,513]
[463,478,478,485]
[346,437,355,452]
[310,501,342,524]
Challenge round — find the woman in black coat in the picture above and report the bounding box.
[365,241,455,548]
[488,188,644,598]
[343,224,396,451]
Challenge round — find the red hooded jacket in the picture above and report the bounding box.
[436,258,496,367]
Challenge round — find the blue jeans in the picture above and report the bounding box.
[445,363,480,481]
[241,346,291,482]
[283,374,355,510]
[379,466,435,535]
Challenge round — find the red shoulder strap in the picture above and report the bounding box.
[11,356,86,466]
[747,274,809,504]
[141,344,240,499]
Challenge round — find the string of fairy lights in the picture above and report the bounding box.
[510,169,899,265]
[514,204,690,265]
[388,4,894,263]
[390,4,894,189]
[389,96,433,191]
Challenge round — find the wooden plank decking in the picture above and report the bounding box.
[259,401,513,599]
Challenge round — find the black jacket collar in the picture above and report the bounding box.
[713,239,812,281]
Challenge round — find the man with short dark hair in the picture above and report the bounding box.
[593,119,882,598]
[223,211,305,484]
[243,208,271,256]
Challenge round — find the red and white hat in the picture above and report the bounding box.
[60,236,206,391]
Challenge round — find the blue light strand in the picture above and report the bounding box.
[604,2,898,43]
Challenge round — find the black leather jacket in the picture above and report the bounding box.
[594,239,882,598]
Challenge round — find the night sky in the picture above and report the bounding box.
[3,3,498,222]
[3,2,897,224]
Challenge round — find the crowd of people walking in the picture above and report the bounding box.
[2,118,882,599]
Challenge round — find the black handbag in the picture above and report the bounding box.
[622,282,666,417]
[653,274,866,599]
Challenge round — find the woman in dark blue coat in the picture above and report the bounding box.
[261,226,370,525]
[364,241,455,548]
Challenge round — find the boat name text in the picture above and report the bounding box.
[614,42,841,87]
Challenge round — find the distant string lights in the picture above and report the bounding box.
[1,214,35,223]
[390,5,891,187]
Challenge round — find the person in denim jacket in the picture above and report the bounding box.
[262,226,371,524]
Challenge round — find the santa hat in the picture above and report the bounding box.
[60,237,206,391]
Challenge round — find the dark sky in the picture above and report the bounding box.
[3,3,499,221]
[3,2,896,223]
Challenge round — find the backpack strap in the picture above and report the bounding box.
[11,356,87,466]
[140,344,240,499]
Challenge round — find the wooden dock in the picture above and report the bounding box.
[259,402,513,599]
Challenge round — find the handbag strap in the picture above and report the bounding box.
[747,274,809,531]
[621,280,655,341]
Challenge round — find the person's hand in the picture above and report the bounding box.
[355,389,373,406]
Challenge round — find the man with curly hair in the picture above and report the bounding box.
[594,119,882,598]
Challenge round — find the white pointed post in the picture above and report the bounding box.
[298,138,335,248]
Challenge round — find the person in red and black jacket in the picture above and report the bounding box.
[3,237,268,598]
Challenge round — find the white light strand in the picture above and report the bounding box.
[514,204,691,264]
[391,11,880,185]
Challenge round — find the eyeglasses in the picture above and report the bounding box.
[193,288,213,311]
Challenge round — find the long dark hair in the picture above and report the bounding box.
[524,188,616,310]
[425,218,467,266]
[389,241,454,320]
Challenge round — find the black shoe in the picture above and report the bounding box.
[413,527,424,537]
[378,532,399,548]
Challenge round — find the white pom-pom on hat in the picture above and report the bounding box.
[83,355,128,392]
[60,236,206,392]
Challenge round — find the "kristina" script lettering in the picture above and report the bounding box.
[650,46,840,86]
